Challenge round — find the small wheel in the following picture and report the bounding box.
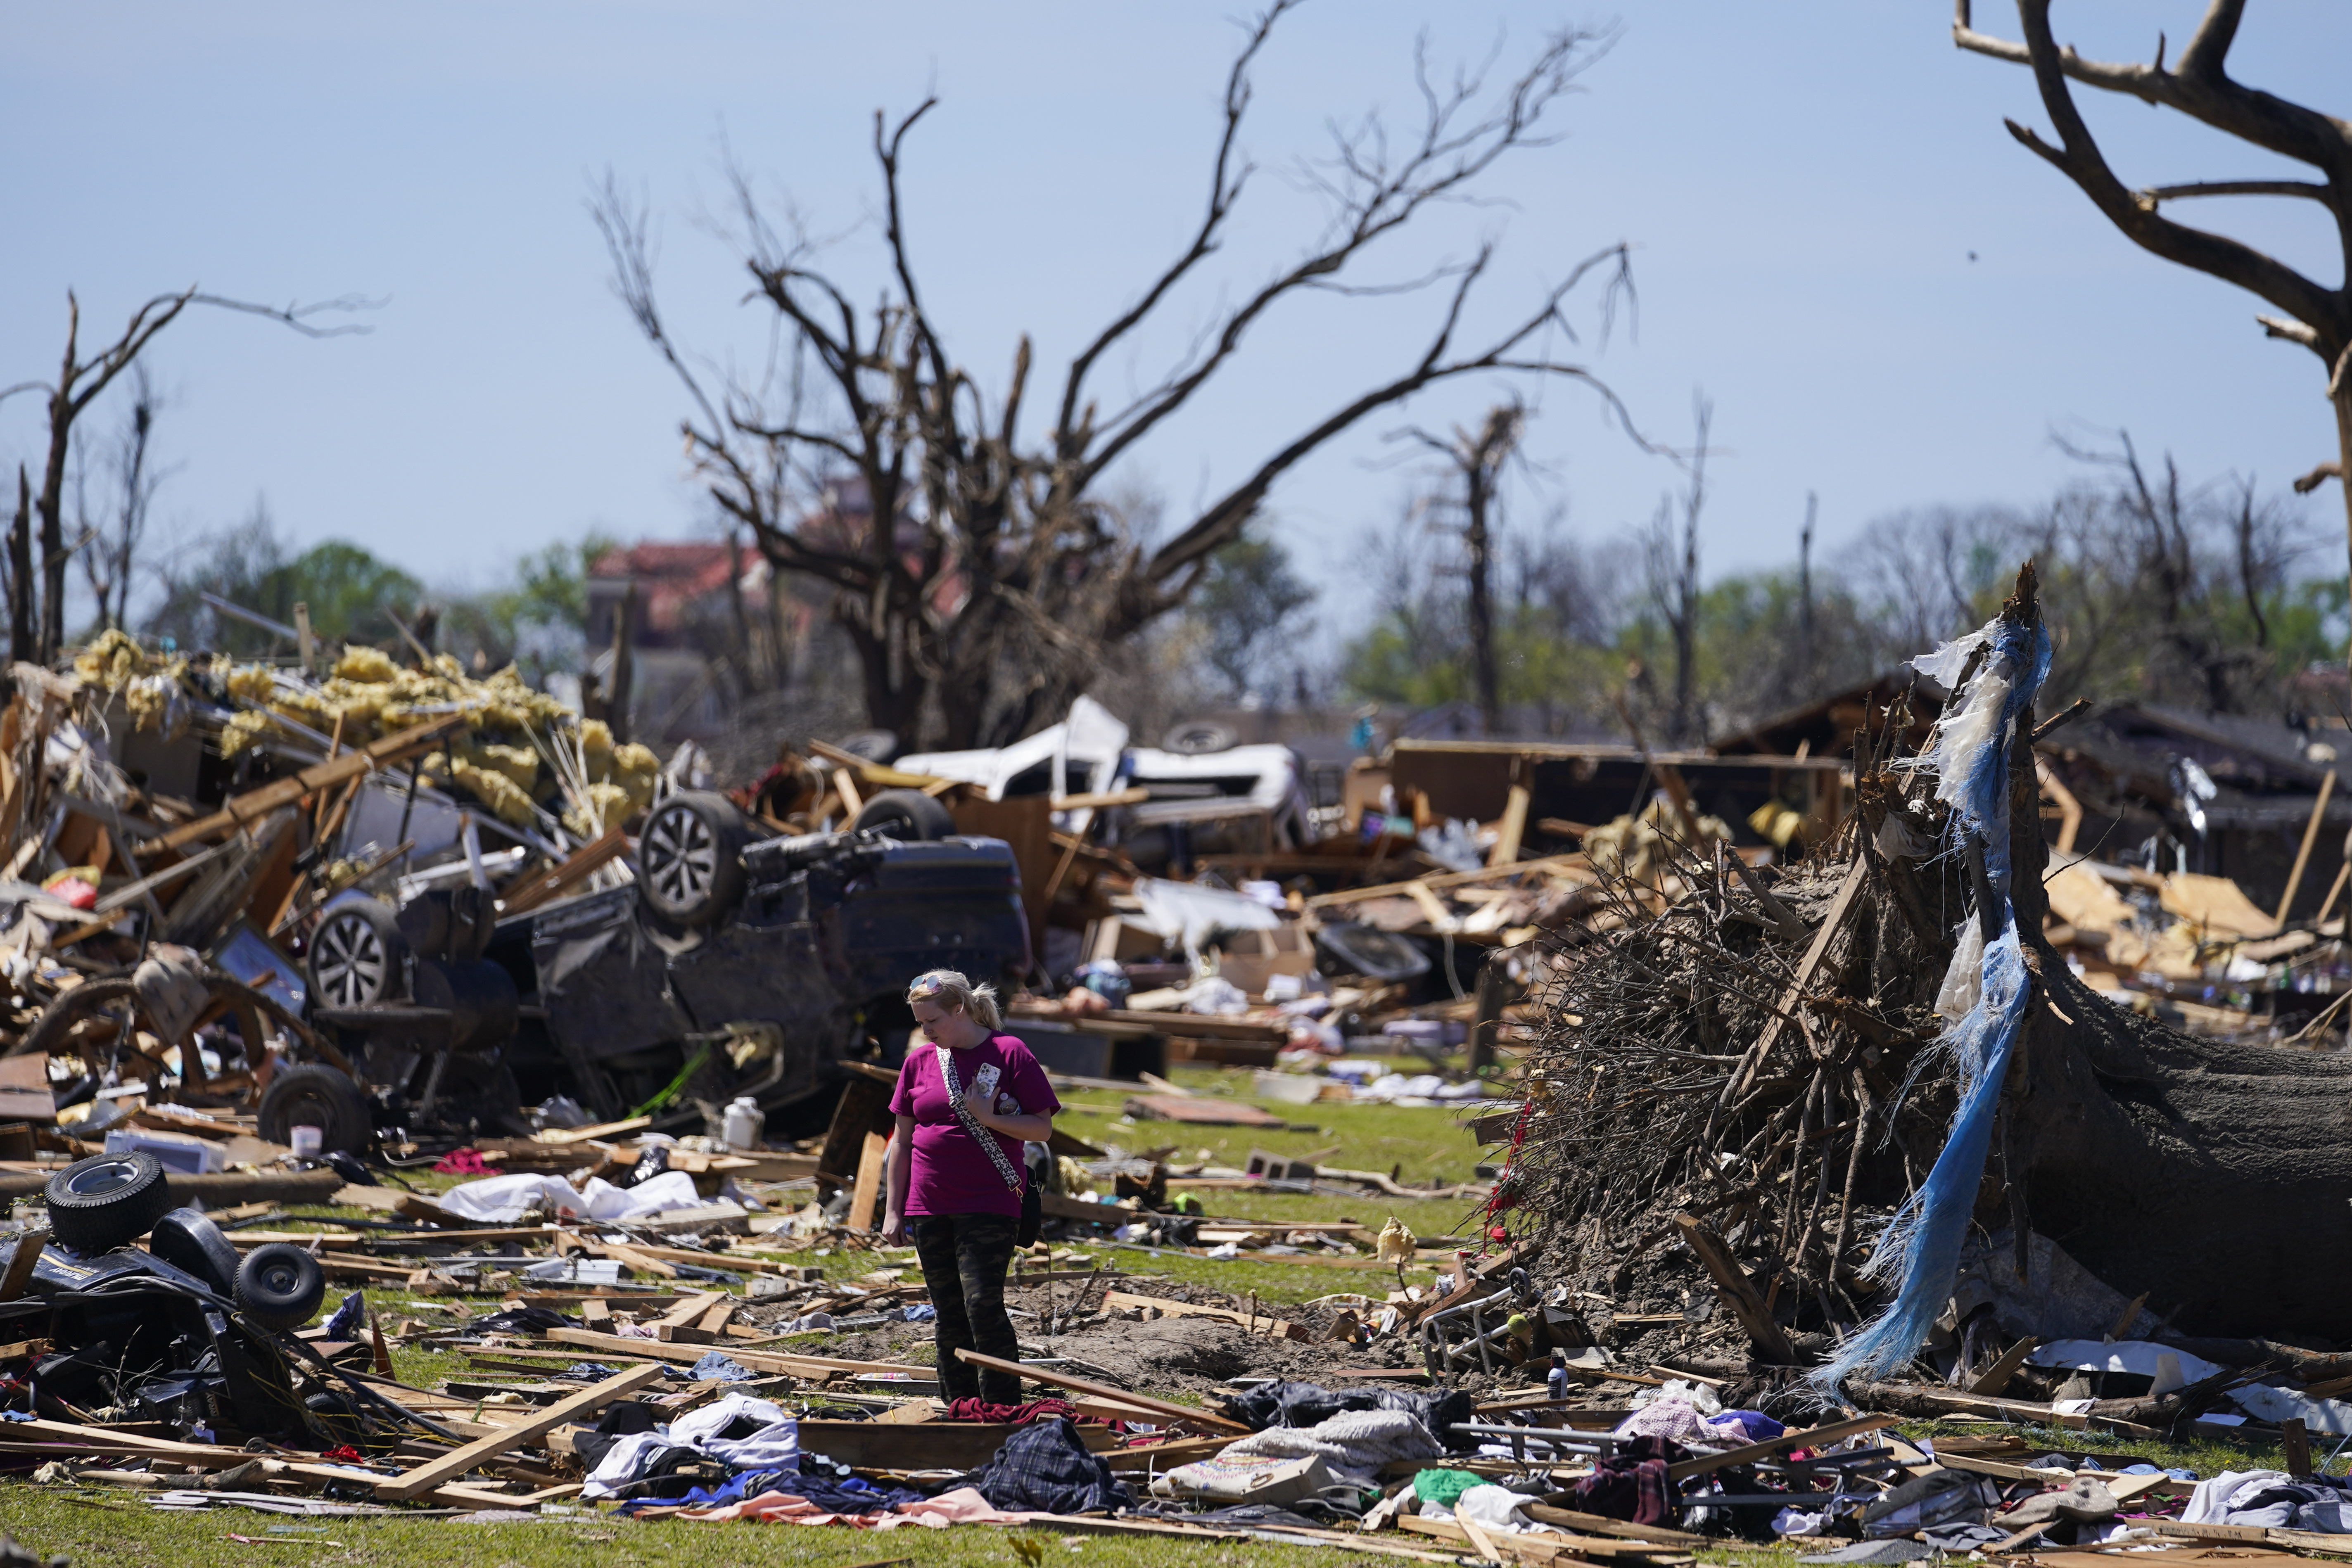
[44,1151,174,1253]
[235,1243,327,1331]
[149,1205,240,1295]
[259,1063,373,1154]
[308,895,405,1008]
[636,790,750,926]
[1161,720,1238,755]
[852,788,955,842]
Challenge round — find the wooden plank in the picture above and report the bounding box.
[148,712,467,852]
[498,824,630,917]
[1969,1335,2039,1397]
[0,1227,47,1302]
[375,1362,665,1498]
[848,1128,890,1233]
[2277,773,2338,925]
[954,1348,1250,1433]
[540,1328,928,1378]
[1666,1414,1895,1482]
[1490,782,1531,868]
[1307,852,1593,909]
[1519,1506,1708,1546]
[536,1115,650,1145]
[1673,1213,1795,1364]
[1403,880,1459,933]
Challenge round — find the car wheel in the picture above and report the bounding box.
[44,1152,174,1253]
[235,1243,327,1331]
[852,788,955,842]
[1311,922,1433,983]
[637,791,750,926]
[1161,720,1238,755]
[309,895,405,1008]
[259,1063,374,1155]
[150,1205,240,1295]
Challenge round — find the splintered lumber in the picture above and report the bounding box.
[540,1328,927,1378]
[499,823,630,917]
[954,1348,1249,1434]
[1672,1213,1796,1363]
[148,712,468,852]
[1519,1506,1708,1546]
[1665,1413,1895,1482]
[0,1228,46,1301]
[1721,854,1865,1103]
[1307,852,1593,909]
[375,1362,664,1499]
[1968,1335,2039,1397]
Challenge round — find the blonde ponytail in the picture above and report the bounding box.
[908,969,1002,1032]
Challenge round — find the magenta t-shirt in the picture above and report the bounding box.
[889,1032,1061,1218]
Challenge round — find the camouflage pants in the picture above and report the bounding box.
[911,1212,1022,1404]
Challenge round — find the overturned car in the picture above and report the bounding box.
[287,789,1031,1150]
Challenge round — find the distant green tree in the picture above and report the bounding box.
[145,503,424,657]
[1188,528,1316,699]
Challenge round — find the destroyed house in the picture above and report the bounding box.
[2036,702,2352,921]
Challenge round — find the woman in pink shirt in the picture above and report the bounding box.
[882,969,1060,1406]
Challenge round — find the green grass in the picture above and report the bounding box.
[0,1491,1345,1566]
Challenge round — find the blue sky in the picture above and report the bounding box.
[5,2,2348,636]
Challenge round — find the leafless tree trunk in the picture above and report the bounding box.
[599,5,1647,748]
[1956,0,2352,677]
[1797,490,1818,692]
[75,362,164,633]
[1645,394,1711,745]
[1399,401,1526,733]
[0,288,369,665]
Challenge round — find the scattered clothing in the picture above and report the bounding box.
[2185,1469,2352,1532]
[1225,1379,1474,1448]
[1220,1408,1441,1486]
[1415,1468,1487,1509]
[1863,1468,1998,1538]
[945,1397,1083,1426]
[1998,1476,2119,1529]
[962,1416,1132,1515]
[1571,1435,1686,1526]
[688,1352,755,1383]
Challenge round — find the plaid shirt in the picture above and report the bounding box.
[966,1417,1134,1515]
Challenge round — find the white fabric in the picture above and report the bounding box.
[1221,1408,1440,1484]
[579,1169,702,1219]
[674,1392,800,1469]
[1456,1484,1544,1536]
[579,1430,672,1499]
[438,1173,588,1223]
[1935,918,1987,1020]
[1132,877,1282,955]
[2183,1470,2290,1525]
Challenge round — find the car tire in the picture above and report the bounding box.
[852,788,955,842]
[637,791,751,926]
[149,1205,240,1295]
[308,894,406,1008]
[44,1152,174,1254]
[1161,720,1238,755]
[259,1063,374,1155]
[1311,922,1433,983]
[235,1243,327,1331]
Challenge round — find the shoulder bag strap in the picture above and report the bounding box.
[934,1044,1023,1191]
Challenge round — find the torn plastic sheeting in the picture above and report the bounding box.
[2027,1339,2224,1393]
[1132,876,1281,956]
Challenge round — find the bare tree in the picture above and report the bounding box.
[1397,401,1528,732]
[1955,0,2352,673]
[599,4,1645,749]
[0,287,370,666]
[73,362,167,633]
[1643,394,1711,745]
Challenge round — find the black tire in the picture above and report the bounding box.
[852,788,955,842]
[259,1063,374,1155]
[235,1243,326,1331]
[1161,720,1238,755]
[44,1152,174,1254]
[636,790,750,926]
[149,1205,239,1295]
[1312,922,1433,983]
[308,894,406,1008]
